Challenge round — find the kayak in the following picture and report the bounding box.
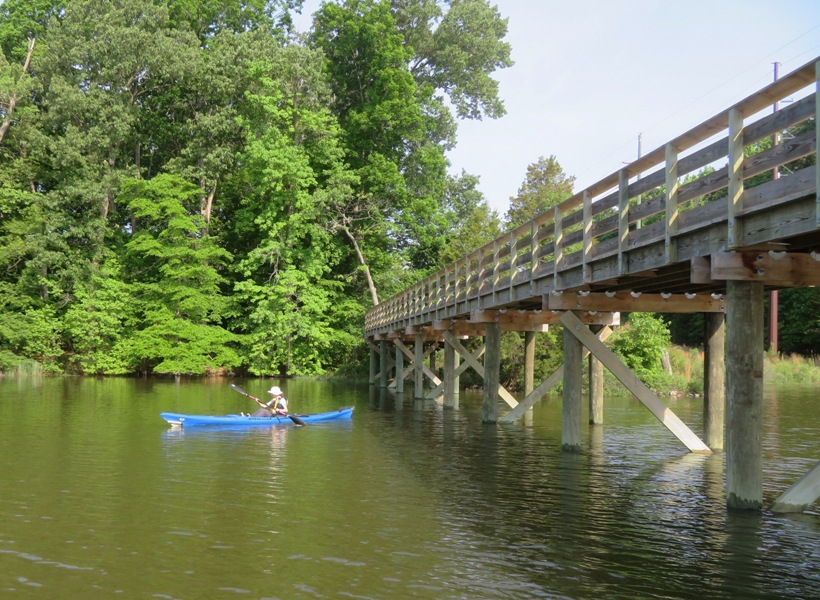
[160,407,354,427]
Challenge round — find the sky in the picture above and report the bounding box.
[294,0,820,216]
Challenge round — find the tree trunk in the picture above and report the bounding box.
[340,225,379,306]
[201,182,217,230]
[0,37,35,145]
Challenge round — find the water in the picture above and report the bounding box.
[0,377,817,599]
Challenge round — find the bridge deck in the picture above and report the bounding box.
[365,57,819,339]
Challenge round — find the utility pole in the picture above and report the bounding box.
[770,62,780,353]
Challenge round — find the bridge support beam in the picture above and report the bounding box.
[443,337,460,409]
[524,331,536,396]
[726,280,764,509]
[395,342,404,394]
[369,342,378,385]
[562,313,584,451]
[704,313,726,450]
[589,325,604,425]
[482,322,501,423]
[379,340,389,388]
[414,334,424,399]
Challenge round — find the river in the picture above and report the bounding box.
[0,377,817,599]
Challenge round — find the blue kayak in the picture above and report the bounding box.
[160,407,354,427]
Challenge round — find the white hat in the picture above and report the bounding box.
[268,386,283,395]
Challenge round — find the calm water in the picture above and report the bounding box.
[0,377,817,599]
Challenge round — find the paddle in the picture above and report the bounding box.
[228,384,306,426]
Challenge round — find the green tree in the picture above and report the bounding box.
[505,155,575,227]
[118,174,241,375]
[229,47,359,376]
[393,0,513,120]
[438,170,501,265]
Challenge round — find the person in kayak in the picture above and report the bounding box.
[249,386,288,417]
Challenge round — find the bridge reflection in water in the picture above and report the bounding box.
[364,57,820,513]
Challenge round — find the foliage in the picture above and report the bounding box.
[118,174,242,375]
[609,312,672,389]
[505,155,574,228]
[776,287,820,356]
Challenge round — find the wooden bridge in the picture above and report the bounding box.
[364,57,820,513]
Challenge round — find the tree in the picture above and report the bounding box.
[505,155,575,227]
[393,0,513,120]
[118,174,241,375]
[311,0,513,303]
[437,170,501,265]
[228,46,360,376]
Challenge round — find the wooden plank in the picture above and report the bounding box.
[711,251,820,286]
[548,291,724,313]
[559,311,711,453]
[771,460,820,513]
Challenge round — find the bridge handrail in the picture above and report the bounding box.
[365,57,819,336]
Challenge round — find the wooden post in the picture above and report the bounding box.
[562,314,583,451]
[726,280,764,509]
[482,322,501,423]
[618,169,629,275]
[727,107,745,249]
[524,331,536,396]
[665,143,679,263]
[444,337,457,409]
[414,333,424,399]
[588,326,604,425]
[704,312,726,450]
[395,341,404,394]
[379,340,389,388]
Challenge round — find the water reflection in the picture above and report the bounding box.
[0,379,817,599]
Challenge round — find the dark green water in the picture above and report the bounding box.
[0,377,818,599]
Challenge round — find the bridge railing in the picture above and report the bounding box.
[365,58,818,337]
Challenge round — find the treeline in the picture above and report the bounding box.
[2,1,816,380]
[0,0,513,376]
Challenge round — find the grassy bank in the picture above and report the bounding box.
[603,346,820,397]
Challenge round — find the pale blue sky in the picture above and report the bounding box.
[294,1,820,215]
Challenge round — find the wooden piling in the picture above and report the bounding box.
[379,340,388,388]
[524,331,536,396]
[588,325,604,424]
[444,337,457,409]
[562,316,583,451]
[369,342,377,385]
[704,312,726,450]
[395,341,404,393]
[414,333,424,399]
[725,280,764,509]
[482,322,501,423]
